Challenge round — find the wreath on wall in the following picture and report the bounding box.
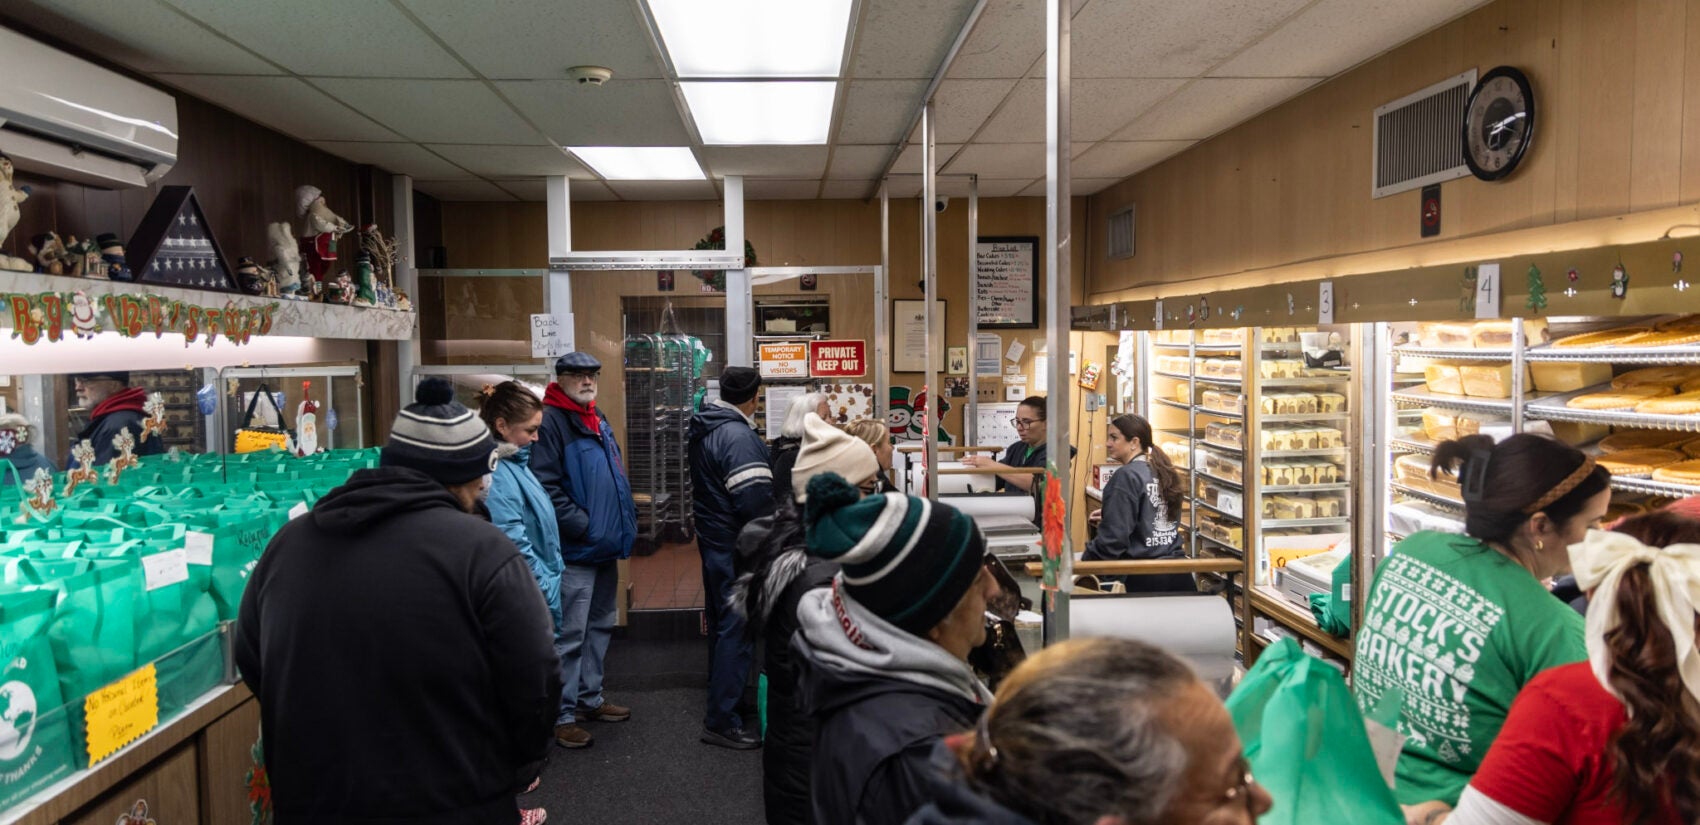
[691,226,758,291]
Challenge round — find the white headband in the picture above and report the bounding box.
[1567,529,1700,709]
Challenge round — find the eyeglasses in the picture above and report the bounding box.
[564,371,601,381]
[1010,417,1041,428]
[1218,757,1258,811]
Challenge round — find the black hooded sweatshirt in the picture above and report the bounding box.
[235,467,563,825]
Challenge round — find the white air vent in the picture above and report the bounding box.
[1372,70,1476,198]
[1106,205,1134,259]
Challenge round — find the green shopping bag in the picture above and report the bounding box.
[1309,553,1353,636]
[187,510,283,621]
[26,558,142,709]
[135,560,220,719]
[1226,639,1403,825]
[0,589,75,809]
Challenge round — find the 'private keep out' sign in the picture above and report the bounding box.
[809,340,866,377]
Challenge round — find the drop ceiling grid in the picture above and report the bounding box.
[163,0,475,79]
[398,0,667,81]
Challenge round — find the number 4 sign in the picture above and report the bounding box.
[1475,263,1502,320]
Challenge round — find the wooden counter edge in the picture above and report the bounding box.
[1021,559,1244,577]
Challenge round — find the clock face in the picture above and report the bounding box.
[1462,67,1535,181]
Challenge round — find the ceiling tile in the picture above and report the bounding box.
[1016,178,1122,196]
[1115,78,1321,140]
[1211,0,1491,78]
[975,179,1038,197]
[973,78,1188,143]
[702,147,830,178]
[893,143,965,175]
[400,0,664,80]
[166,0,471,78]
[943,143,1044,178]
[821,180,879,199]
[425,144,592,178]
[497,80,691,147]
[747,179,825,200]
[310,142,476,179]
[928,79,1020,143]
[489,179,616,201]
[2,0,280,74]
[154,75,401,142]
[944,0,1045,80]
[413,180,517,201]
[607,180,720,200]
[1070,140,1195,178]
[837,80,929,144]
[1072,0,1312,78]
[850,0,981,80]
[312,79,543,144]
[828,145,899,179]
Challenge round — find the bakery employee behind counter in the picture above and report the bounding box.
[68,371,164,468]
[960,395,1073,492]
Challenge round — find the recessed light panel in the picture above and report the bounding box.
[681,82,836,145]
[647,0,854,78]
[568,146,705,180]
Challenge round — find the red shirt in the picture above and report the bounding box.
[1470,662,1681,825]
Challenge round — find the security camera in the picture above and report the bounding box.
[567,66,614,86]
[934,196,950,213]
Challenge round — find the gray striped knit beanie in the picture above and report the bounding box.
[803,472,986,635]
[381,378,499,485]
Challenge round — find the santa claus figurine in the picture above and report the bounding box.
[295,184,354,284]
[295,381,319,457]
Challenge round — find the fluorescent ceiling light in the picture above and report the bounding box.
[568,146,704,180]
[647,0,853,78]
[681,82,836,145]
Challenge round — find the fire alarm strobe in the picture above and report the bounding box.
[568,66,614,86]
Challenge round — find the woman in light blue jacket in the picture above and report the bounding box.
[479,381,564,632]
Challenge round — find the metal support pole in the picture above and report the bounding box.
[392,175,421,394]
[1043,0,1073,644]
[922,103,940,502]
[21,375,50,463]
[876,181,890,421]
[544,175,575,351]
[966,175,979,444]
[724,176,752,366]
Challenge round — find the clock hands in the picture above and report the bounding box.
[1485,111,1525,150]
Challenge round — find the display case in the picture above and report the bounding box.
[219,364,366,454]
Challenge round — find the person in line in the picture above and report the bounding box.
[1084,414,1193,593]
[771,392,830,503]
[795,471,1000,825]
[690,365,775,749]
[68,371,163,467]
[733,413,884,824]
[842,417,899,494]
[960,396,1069,493]
[908,637,1273,825]
[1352,433,1611,808]
[480,382,565,641]
[531,352,636,750]
[236,378,561,825]
[1406,510,1700,825]
[0,413,55,484]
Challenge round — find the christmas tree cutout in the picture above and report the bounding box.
[126,186,239,292]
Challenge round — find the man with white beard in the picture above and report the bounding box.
[531,351,638,749]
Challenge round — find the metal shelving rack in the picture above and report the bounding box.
[624,308,707,549]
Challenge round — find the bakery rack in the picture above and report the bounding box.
[624,317,707,550]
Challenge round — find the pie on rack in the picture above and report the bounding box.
[1598,430,1687,452]
[1595,449,1686,476]
[1552,327,1651,348]
[1652,459,1700,484]
[1613,366,1700,389]
[1566,385,1675,409]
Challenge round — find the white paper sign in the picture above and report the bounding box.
[975,334,1003,376]
[1033,354,1049,393]
[1475,263,1501,320]
[764,385,807,439]
[1153,300,1164,330]
[1318,281,1335,324]
[288,502,308,520]
[184,531,214,566]
[142,549,190,591]
[1004,339,1026,363]
[530,313,574,358]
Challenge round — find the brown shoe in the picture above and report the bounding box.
[578,701,631,722]
[554,724,593,749]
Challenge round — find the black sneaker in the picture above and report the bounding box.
[700,725,762,750]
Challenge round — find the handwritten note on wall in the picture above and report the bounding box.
[974,238,1038,327]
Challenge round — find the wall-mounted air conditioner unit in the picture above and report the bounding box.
[0,26,178,189]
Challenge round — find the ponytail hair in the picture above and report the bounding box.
[1603,511,1700,824]
[477,381,543,437]
[1430,433,1609,545]
[1112,414,1183,517]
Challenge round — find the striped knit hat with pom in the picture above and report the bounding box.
[381,378,499,486]
[803,472,986,635]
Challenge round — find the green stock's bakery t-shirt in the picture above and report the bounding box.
[1351,531,1586,806]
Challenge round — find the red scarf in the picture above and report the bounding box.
[91,386,147,419]
[544,383,601,435]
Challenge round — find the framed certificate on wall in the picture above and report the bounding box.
[892,299,946,374]
[974,236,1039,328]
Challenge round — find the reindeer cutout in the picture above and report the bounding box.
[140,393,169,444]
[63,440,99,496]
[22,467,56,521]
[103,429,140,485]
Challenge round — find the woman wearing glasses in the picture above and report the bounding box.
[1082,414,1193,593]
[906,637,1272,824]
[961,396,1054,493]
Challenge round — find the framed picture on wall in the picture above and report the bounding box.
[892,299,946,374]
[946,346,968,375]
[974,236,1039,328]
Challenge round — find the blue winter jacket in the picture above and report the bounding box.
[530,389,637,565]
[488,443,565,631]
[689,400,775,553]
[1,444,56,486]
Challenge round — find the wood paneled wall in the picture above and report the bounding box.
[1088,0,1700,298]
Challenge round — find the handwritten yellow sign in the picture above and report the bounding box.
[84,664,160,765]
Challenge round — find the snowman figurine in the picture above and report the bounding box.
[295,381,320,457]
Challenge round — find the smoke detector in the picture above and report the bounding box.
[567,66,614,86]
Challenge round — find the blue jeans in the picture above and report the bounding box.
[556,560,618,725]
[701,541,752,732]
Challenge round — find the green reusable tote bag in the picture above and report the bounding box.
[137,560,221,720]
[0,589,75,809]
[1225,638,1403,825]
[189,510,284,621]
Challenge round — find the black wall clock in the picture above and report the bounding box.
[1462,66,1535,181]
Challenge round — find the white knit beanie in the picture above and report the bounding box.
[791,413,879,502]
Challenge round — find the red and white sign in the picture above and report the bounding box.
[758,341,810,378]
[809,340,867,377]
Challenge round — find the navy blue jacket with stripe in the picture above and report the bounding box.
[689,400,775,553]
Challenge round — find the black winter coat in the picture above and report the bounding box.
[769,435,802,505]
[689,402,775,552]
[72,408,163,468]
[903,741,1040,825]
[236,467,562,825]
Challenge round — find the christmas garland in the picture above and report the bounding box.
[691,226,757,291]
